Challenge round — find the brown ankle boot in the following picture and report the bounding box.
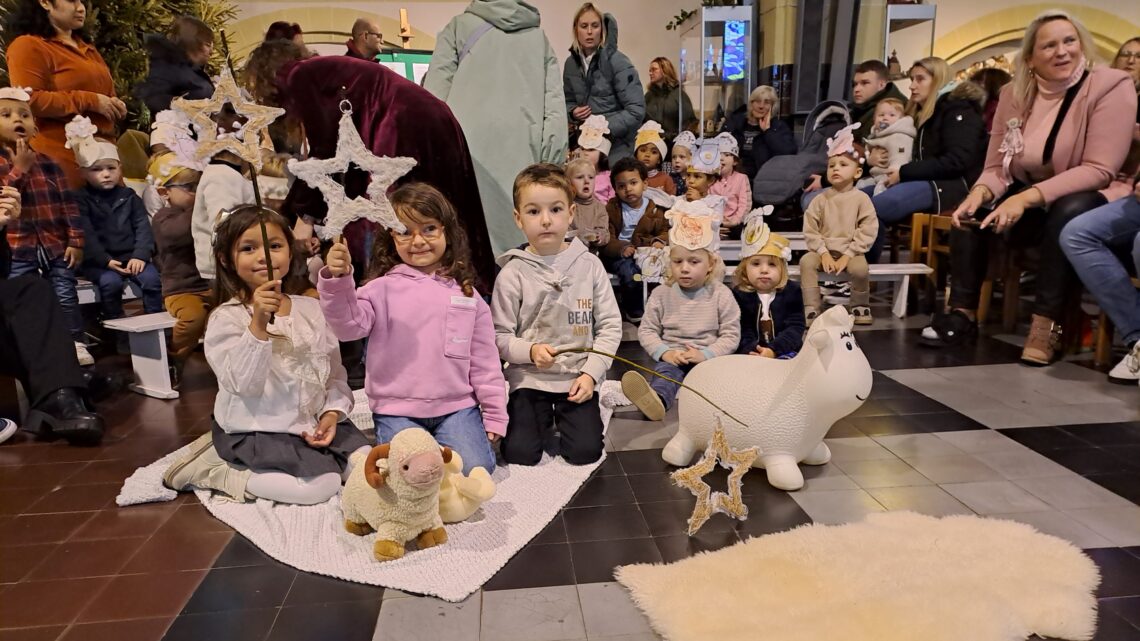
[1020,314,1061,367]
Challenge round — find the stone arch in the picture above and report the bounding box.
[933,4,1139,66]
[226,7,437,60]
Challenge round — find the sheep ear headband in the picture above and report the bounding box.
[65,115,119,168]
[672,130,697,152]
[688,139,721,175]
[666,198,721,253]
[740,206,775,259]
[826,122,864,164]
[577,114,612,157]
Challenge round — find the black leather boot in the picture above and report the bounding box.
[81,370,125,404]
[24,389,105,446]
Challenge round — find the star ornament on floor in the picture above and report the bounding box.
[670,420,758,536]
[171,66,284,171]
[287,107,417,240]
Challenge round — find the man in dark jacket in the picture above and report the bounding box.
[345,18,383,60]
[849,60,907,145]
[563,12,645,162]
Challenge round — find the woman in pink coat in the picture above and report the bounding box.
[922,10,1136,366]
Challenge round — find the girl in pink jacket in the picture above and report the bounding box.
[317,183,507,474]
[709,132,753,232]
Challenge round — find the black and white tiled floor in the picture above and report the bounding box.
[3,300,1139,641]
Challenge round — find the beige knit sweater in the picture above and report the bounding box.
[802,187,879,257]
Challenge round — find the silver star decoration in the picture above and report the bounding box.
[287,107,417,240]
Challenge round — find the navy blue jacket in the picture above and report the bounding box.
[73,185,154,268]
[732,282,805,357]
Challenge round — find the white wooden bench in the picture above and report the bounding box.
[76,278,139,305]
[102,313,179,400]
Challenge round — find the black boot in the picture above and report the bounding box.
[24,389,105,446]
[81,370,125,404]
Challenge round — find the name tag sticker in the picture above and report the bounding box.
[450,296,477,307]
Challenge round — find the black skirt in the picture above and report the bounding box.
[212,417,371,477]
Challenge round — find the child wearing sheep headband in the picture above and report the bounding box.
[635,120,675,195]
[621,198,741,421]
[732,207,805,359]
[800,122,878,327]
[574,114,614,204]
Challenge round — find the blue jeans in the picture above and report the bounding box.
[650,360,695,411]
[863,182,936,264]
[612,256,644,316]
[9,256,83,340]
[85,263,164,320]
[1060,196,1140,346]
[373,406,496,475]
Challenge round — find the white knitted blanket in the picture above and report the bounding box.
[117,390,613,602]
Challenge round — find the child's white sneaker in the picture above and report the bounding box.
[1107,342,1140,386]
[74,341,94,366]
[163,432,252,502]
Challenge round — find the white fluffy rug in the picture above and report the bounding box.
[615,511,1099,641]
[117,390,611,602]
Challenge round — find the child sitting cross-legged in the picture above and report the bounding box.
[65,117,164,333]
[491,163,623,466]
[800,123,879,327]
[635,121,676,196]
[621,199,741,421]
[732,208,805,359]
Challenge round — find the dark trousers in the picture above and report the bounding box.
[0,275,87,406]
[948,190,1107,319]
[502,388,604,466]
[650,361,695,412]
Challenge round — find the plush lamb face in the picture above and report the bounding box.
[364,428,452,494]
[803,306,873,417]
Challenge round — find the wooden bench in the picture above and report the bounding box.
[76,278,140,305]
[102,313,179,400]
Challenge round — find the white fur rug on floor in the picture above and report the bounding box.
[615,511,1099,641]
[117,390,612,602]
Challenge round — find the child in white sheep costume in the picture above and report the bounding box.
[341,428,451,562]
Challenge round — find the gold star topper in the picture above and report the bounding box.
[287,102,417,240]
[171,66,284,171]
[670,420,758,536]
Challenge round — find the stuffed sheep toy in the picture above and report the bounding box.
[438,452,496,523]
[666,305,872,491]
[342,428,451,562]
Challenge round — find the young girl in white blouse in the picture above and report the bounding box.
[163,206,369,504]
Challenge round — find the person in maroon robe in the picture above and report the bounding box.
[243,40,496,289]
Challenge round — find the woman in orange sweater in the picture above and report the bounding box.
[5,0,125,188]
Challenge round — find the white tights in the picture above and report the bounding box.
[244,446,371,505]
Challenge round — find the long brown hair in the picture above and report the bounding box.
[905,57,950,127]
[651,57,680,90]
[211,206,309,308]
[366,183,477,297]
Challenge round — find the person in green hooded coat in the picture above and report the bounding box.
[425,0,568,256]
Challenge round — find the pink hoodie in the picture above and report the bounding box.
[709,171,752,227]
[317,264,508,436]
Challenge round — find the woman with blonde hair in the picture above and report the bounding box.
[645,56,695,141]
[720,84,796,181]
[923,11,1136,366]
[860,56,988,263]
[563,2,645,161]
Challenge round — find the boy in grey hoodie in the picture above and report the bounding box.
[491,164,623,465]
